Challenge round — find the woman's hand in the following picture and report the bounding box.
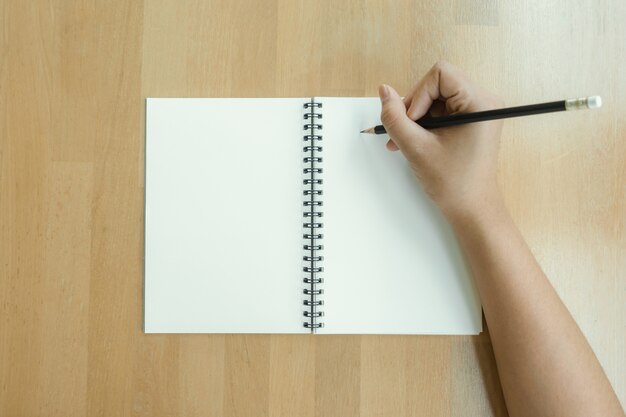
[379,60,504,221]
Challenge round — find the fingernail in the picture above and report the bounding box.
[379,84,389,101]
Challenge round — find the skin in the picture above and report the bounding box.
[379,60,625,417]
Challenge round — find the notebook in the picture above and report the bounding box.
[144,97,482,334]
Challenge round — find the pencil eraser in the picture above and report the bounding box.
[587,96,602,109]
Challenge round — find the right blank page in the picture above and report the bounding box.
[318,97,482,334]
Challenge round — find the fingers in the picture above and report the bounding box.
[379,84,430,154]
[404,60,476,121]
[386,139,399,151]
[405,67,441,120]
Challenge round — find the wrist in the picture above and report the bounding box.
[438,186,508,229]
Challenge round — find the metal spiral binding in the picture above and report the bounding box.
[303,99,324,331]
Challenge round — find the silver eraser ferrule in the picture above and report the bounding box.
[565,96,602,110]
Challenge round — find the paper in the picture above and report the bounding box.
[317,97,481,334]
[144,97,482,335]
[145,98,307,333]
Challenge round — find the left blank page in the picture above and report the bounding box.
[145,98,306,333]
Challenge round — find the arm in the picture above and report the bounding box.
[379,60,625,417]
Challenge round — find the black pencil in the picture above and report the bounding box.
[360,96,602,134]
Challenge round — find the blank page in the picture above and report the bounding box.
[145,98,306,333]
[317,97,482,334]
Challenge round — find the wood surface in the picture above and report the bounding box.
[0,0,624,416]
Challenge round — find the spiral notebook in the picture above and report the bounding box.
[144,97,482,334]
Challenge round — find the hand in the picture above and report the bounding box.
[379,60,504,221]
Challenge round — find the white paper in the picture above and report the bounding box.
[145,97,482,335]
[145,98,306,333]
[316,97,482,334]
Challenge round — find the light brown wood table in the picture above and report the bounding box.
[1,0,624,416]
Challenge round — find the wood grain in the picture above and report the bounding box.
[1,0,624,416]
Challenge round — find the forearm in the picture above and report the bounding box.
[378,61,623,416]
[448,195,624,417]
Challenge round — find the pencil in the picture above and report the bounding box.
[360,96,602,134]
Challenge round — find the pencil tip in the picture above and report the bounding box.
[361,127,374,134]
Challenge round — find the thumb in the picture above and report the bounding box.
[378,84,427,153]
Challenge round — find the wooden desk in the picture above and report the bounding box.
[1,1,624,415]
